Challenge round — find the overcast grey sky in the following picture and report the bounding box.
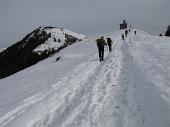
[0,0,170,48]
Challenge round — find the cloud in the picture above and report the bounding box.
[0,0,170,48]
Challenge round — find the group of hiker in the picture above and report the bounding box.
[121,29,137,40]
[96,29,137,62]
[95,36,113,62]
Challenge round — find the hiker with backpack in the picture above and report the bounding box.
[106,38,113,52]
[96,36,107,62]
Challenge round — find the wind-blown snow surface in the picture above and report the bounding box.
[0,30,170,127]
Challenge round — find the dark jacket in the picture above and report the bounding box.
[106,38,112,45]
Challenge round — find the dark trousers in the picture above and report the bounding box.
[108,44,112,52]
[98,46,104,61]
[122,35,124,40]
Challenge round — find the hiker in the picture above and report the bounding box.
[134,31,137,35]
[159,34,162,36]
[106,38,113,52]
[125,30,128,37]
[121,34,125,40]
[96,36,107,62]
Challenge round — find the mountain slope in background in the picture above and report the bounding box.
[0,29,170,127]
[0,26,85,79]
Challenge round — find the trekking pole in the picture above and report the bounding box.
[129,21,132,43]
[130,32,131,43]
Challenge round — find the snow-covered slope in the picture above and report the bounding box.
[0,30,170,127]
[0,26,86,79]
[120,30,170,127]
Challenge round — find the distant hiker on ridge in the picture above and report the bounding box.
[125,30,128,37]
[134,31,137,35]
[106,38,113,52]
[96,36,107,62]
[121,34,125,40]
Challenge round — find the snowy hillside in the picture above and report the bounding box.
[0,29,170,127]
[0,26,86,79]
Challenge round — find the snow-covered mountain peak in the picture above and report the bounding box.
[33,26,86,53]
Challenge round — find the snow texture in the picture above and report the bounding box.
[0,29,170,127]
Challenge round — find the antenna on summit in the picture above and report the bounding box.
[129,20,132,43]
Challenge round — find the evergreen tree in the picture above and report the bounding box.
[165,25,170,36]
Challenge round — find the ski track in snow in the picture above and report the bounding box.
[0,30,170,127]
[41,49,121,127]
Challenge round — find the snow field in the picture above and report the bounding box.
[0,30,170,127]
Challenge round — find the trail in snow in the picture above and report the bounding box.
[120,39,170,127]
[119,31,170,127]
